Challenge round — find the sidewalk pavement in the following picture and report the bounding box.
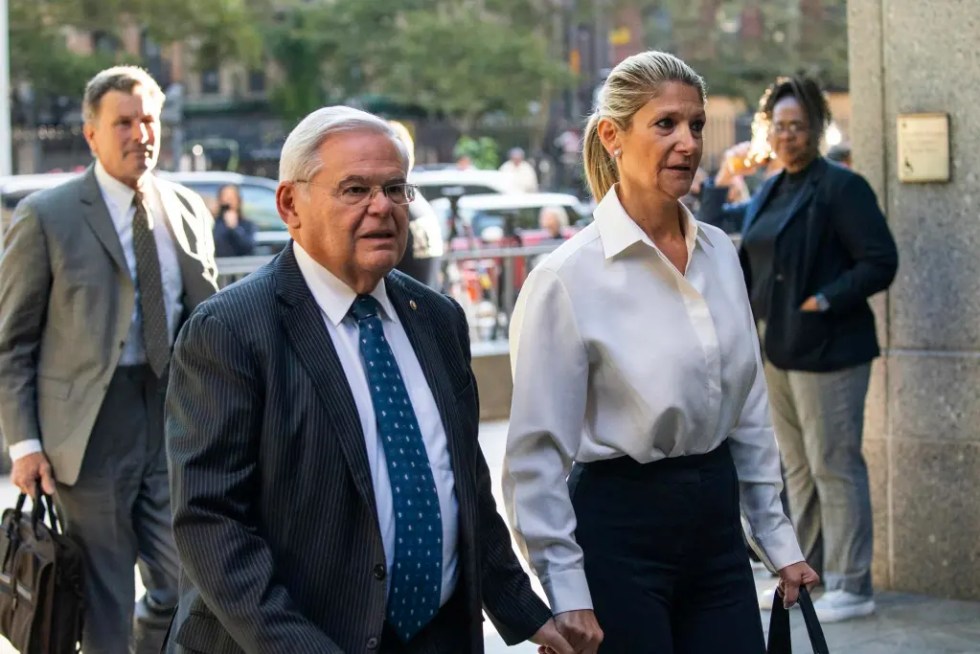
[2,421,978,653]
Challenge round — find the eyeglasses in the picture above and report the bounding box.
[294,180,418,206]
[769,122,810,136]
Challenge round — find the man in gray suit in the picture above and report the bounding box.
[165,106,571,653]
[0,66,217,653]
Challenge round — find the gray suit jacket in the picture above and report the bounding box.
[165,244,551,653]
[0,165,217,485]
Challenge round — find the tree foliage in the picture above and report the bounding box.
[633,0,848,103]
[261,0,574,131]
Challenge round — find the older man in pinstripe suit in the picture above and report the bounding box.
[164,107,572,654]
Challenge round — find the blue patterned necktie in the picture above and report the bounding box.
[349,294,443,642]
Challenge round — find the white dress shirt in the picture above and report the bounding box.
[9,163,183,462]
[94,161,184,362]
[503,186,804,615]
[293,243,460,606]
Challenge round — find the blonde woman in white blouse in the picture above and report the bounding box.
[503,51,819,654]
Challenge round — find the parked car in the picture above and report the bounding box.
[1,170,445,288]
[428,192,592,249]
[408,168,518,204]
[0,170,286,252]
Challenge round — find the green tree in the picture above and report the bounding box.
[262,0,574,132]
[8,0,265,100]
[635,0,848,102]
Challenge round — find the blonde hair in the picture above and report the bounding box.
[583,51,706,200]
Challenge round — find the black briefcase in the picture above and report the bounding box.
[0,489,85,653]
[766,586,830,654]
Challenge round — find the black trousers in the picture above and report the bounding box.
[570,440,766,654]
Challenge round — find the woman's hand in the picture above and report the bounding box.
[776,561,820,608]
[716,141,763,186]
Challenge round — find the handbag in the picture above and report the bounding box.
[766,586,830,654]
[0,488,85,653]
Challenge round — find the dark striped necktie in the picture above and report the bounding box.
[132,187,170,377]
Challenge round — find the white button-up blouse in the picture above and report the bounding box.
[503,186,804,615]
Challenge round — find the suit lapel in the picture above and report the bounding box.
[79,166,128,273]
[741,173,779,236]
[274,245,379,516]
[775,177,817,236]
[154,177,217,306]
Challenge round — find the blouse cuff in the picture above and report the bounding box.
[543,567,593,615]
[754,522,805,572]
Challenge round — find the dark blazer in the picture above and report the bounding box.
[700,158,898,372]
[165,243,551,653]
[212,211,257,257]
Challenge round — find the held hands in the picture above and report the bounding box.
[550,610,603,654]
[11,451,56,498]
[800,296,821,312]
[530,618,574,654]
[776,561,820,609]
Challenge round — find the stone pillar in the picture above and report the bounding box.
[848,0,980,600]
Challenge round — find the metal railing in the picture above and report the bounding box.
[215,244,561,343]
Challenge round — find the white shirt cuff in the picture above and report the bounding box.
[8,439,43,461]
[543,568,593,615]
[754,522,806,572]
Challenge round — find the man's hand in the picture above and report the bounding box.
[554,610,603,654]
[530,618,574,654]
[777,561,820,608]
[223,209,240,229]
[11,452,56,497]
[800,296,821,312]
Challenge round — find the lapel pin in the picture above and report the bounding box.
[409,300,418,311]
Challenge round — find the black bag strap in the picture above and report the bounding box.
[766,586,830,654]
[13,483,63,538]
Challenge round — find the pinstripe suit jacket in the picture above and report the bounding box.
[165,243,551,653]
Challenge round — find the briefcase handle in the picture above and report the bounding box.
[766,586,830,654]
[12,483,63,538]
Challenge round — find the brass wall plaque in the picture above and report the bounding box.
[897,113,950,183]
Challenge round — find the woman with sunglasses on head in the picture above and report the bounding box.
[702,75,898,623]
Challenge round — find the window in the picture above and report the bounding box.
[248,69,266,94]
[200,69,220,95]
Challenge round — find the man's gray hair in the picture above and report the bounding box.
[83,66,165,124]
[279,106,409,183]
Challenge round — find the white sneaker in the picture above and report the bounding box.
[813,590,875,622]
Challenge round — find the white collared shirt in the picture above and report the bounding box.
[503,186,804,614]
[9,163,183,462]
[94,161,183,364]
[293,243,460,606]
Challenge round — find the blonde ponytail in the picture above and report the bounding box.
[582,112,619,201]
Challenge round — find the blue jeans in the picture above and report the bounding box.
[764,361,874,597]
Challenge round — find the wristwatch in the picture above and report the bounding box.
[814,293,831,312]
